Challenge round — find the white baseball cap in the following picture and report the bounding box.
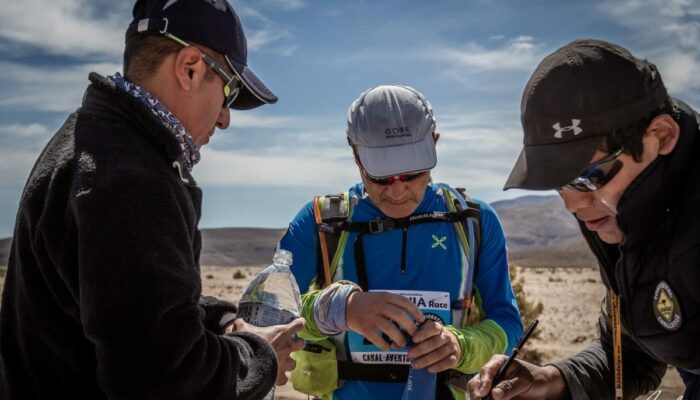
[346,85,437,178]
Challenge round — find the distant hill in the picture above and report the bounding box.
[492,195,582,250]
[0,195,597,268]
[491,195,559,211]
[199,227,286,266]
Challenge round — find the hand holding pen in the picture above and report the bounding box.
[484,319,538,399]
[466,319,571,400]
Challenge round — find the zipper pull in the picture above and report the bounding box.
[401,226,408,274]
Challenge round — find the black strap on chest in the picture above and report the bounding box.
[320,208,477,290]
[337,361,455,398]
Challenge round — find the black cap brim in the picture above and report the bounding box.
[504,134,606,190]
[227,58,278,110]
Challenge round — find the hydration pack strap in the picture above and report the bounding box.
[337,361,454,398]
[320,208,478,236]
[338,360,409,382]
[344,208,478,291]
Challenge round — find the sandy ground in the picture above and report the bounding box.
[201,265,685,400]
[0,266,684,399]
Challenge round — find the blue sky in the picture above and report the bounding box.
[0,0,699,237]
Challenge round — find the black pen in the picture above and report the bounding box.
[487,319,539,398]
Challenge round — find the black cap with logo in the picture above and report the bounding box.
[126,0,278,110]
[504,39,669,190]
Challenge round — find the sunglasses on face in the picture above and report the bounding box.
[564,147,625,192]
[363,169,427,186]
[164,33,242,108]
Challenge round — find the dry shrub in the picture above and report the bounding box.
[509,263,545,364]
[233,270,246,279]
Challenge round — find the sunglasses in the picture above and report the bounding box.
[564,147,625,192]
[164,33,242,108]
[363,169,427,186]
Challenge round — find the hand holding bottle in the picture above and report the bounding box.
[233,317,306,385]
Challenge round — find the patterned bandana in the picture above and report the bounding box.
[108,73,200,171]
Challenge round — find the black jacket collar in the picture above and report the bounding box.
[80,73,196,184]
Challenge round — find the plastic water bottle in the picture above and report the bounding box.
[237,249,301,400]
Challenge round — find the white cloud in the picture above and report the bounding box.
[0,149,42,185]
[236,3,296,54]
[246,29,293,52]
[436,36,544,71]
[431,110,524,194]
[0,123,51,138]
[0,0,126,57]
[600,0,700,95]
[195,146,357,187]
[228,112,304,129]
[656,51,700,93]
[0,61,122,112]
[259,0,306,11]
[662,22,700,47]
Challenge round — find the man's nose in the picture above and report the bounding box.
[216,106,230,130]
[559,187,594,214]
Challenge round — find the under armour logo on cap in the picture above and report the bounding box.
[552,119,582,139]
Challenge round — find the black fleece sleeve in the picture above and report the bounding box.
[200,295,238,333]
[73,172,276,399]
[553,312,666,400]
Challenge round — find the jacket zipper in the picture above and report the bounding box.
[400,226,408,274]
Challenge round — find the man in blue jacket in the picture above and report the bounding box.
[280,85,522,399]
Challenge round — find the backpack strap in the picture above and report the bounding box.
[312,192,356,289]
[436,183,482,324]
[313,196,333,288]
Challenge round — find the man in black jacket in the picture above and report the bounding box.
[468,39,700,399]
[0,0,305,399]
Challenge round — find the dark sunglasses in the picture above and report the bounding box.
[564,147,625,192]
[363,169,427,186]
[164,33,242,108]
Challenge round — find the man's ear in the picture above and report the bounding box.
[173,46,206,91]
[432,132,440,144]
[647,114,680,155]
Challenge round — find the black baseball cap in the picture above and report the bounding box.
[125,0,278,110]
[504,39,668,190]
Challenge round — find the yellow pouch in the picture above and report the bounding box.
[291,339,338,399]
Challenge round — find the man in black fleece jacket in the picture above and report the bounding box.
[0,0,305,399]
[469,40,700,399]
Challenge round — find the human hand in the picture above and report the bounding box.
[233,317,306,385]
[407,320,461,373]
[345,291,424,351]
[467,355,566,400]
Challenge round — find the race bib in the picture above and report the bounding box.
[348,290,451,364]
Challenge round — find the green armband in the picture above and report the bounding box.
[445,319,508,374]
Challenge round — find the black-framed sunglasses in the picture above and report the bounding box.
[564,147,625,192]
[164,33,242,108]
[362,168,427,186]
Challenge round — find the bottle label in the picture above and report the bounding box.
[238,302,297,327]
[347,290,451,364]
